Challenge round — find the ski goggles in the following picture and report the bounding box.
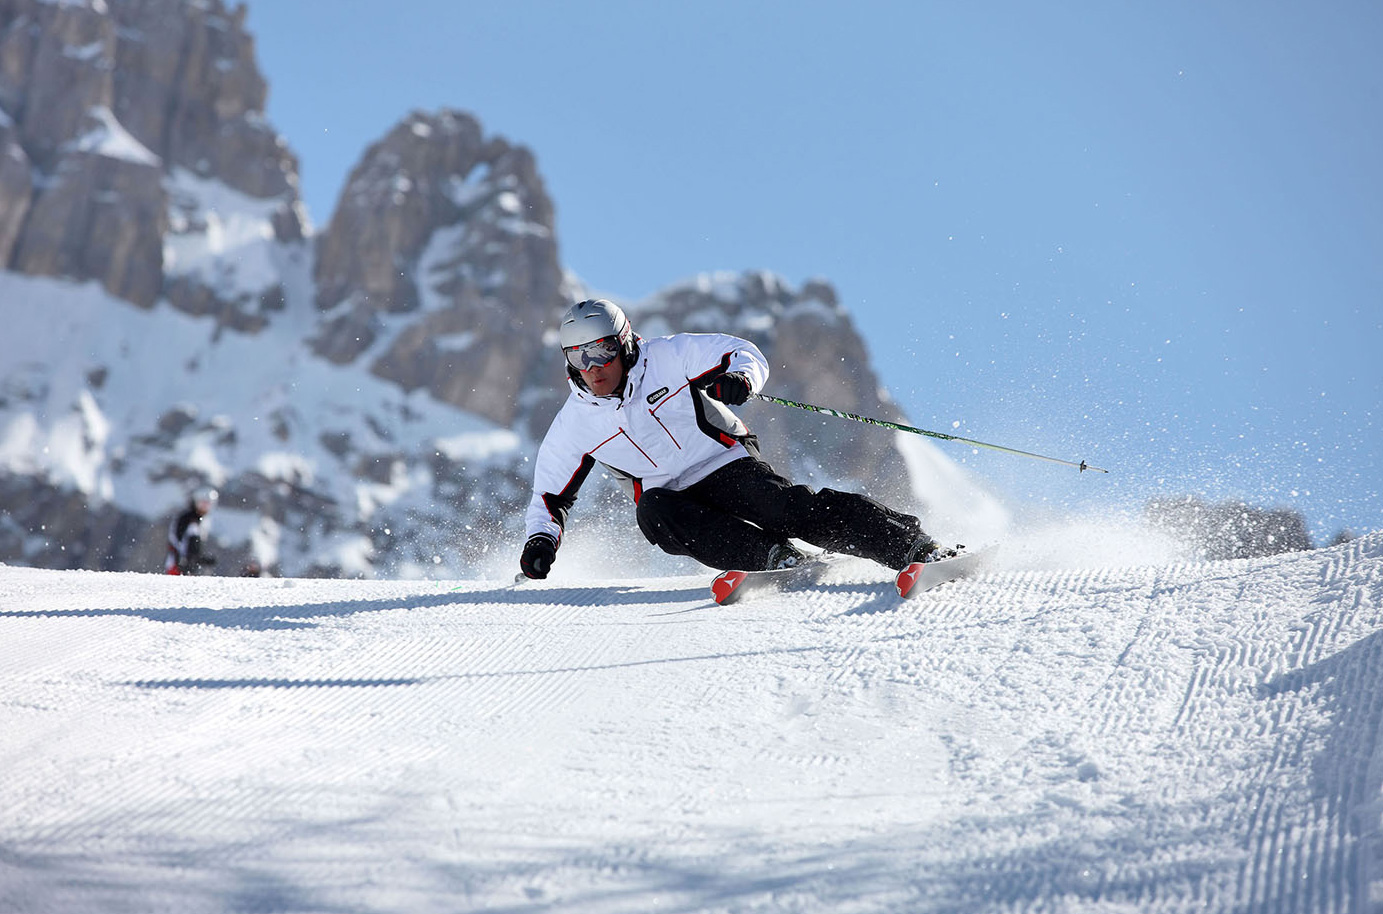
[564,335,622,371]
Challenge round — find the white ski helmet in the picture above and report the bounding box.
[559,299,639,384]
[192,486,219,512]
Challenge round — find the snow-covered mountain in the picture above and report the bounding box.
[3,529,1380,911]
[0,0,1002,578]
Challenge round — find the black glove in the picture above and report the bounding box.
[520,534,558,579]
[705,372,751,406]
[199,554,218,566]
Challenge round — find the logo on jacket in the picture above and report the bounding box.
[646,387,669,405]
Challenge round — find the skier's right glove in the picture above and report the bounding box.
[705,372,751,406]
[520,534,558,580]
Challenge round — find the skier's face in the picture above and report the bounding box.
[579,358,625,397]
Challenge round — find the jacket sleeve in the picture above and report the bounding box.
[169,509,196,559]
[673,332,770,392]
[524,408,597,545]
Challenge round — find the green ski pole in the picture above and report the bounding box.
[752,392,1108,474]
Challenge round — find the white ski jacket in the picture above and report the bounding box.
[524,332,771,546]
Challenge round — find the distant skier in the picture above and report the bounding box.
[163,487,219,575]
[518,299,955,580]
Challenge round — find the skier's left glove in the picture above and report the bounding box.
[705,372,751,406]
[520,534,558,580]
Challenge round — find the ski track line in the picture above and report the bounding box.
[1215,545,1383,914]
[10,640,405,844]
[1294,541,1383,914]
[455,585,681,726]
[831,546,1383,914]
[4,579,697,868]
[0,605,139,683]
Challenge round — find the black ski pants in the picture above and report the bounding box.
[635,457,923,572]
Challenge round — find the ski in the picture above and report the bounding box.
[710,546,997,605]
[894,546,995,598]
[710,558,834,605]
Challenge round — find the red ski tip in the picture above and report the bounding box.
[711,570,749,605]
[895,562,925,599]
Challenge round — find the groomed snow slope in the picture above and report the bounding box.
[3,533,1383,913]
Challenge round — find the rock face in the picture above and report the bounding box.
[0,0,970,579]
[111,0,297,201]
[0,108,34,262]
[0,0,302,320]
[312,110,565,426]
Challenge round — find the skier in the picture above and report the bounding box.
[519,299,954,580]
[163,486,219,575]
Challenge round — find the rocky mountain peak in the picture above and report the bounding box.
[0,0,303,322]
[312,108,566,425]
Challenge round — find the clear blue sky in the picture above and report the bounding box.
[249,1,1382,541]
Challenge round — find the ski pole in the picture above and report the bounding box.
[752,392,1108,473]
